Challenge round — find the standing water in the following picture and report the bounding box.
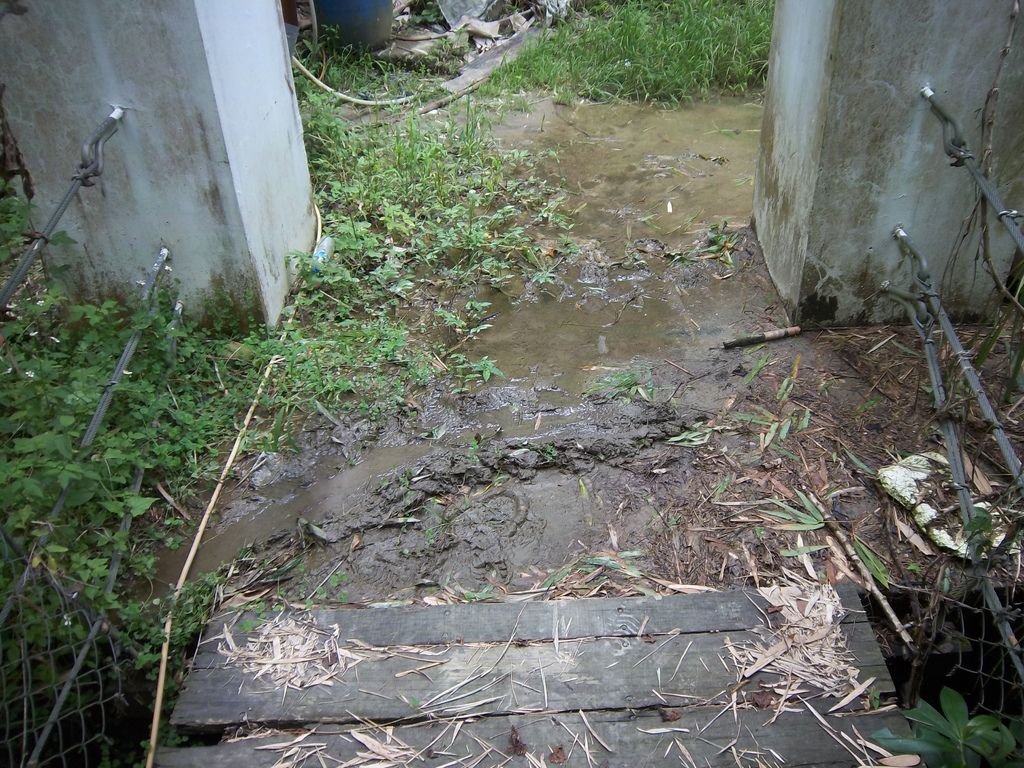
[154,97,773,598]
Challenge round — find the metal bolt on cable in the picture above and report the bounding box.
[921,85,1024,254]
[0,106,126,310]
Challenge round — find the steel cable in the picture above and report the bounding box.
[921,87,1024,256]
[884,231,1024,688]
[0,247,171,629]
[47,247,170,521]
[25,299,186,765]
[0,108,124,310]
[894,228,1024,507]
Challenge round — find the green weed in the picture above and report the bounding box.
[875,688,1024,768]
[298,31,439,101]
[677,221,742,269]
[486,0,773,102]
[0,179,29,264]
[462,356,503,383]
[270,90,564,414]
[0,62,570,760]
[585,366,653,400]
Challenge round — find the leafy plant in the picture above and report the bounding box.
[681,220,741,270]
[585,366,653,401]
[461,356,504,383]
[874,688,1024,768]
[0,178,30,265]
[760,492,825,531]
[667,423,714,446]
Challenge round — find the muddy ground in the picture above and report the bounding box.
[158,98,1024,630]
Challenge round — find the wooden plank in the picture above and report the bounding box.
[442,29,539,94]
[173,620,891,732]
[193,589,871,669]
[159,704,907,768]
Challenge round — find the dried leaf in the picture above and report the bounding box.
[510,725,528,756]
[893,517,936,556]
[879,757,922,767]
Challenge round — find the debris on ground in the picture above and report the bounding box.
[169,99,1024,726]
[436,0,501,28]
[220,616,351,690]
[385,0,538,71]
[726,571,865,712]
[878,452,1014,557]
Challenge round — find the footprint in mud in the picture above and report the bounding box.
[449,491,543,583]
[344,489,544,594]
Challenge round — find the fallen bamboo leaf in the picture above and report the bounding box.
[254,730,316,750]
[893,516,936,556]
[852,537,890,588]
[960,451,994,495]
[827,676,876,712]
[796,533,819,581]
[638,725,691,735]
[779,544,829,558]
[646,577,717,593]
[579,710,614,753]
[879,756,922,766]
[743,352,771,384]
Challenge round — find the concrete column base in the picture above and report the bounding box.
[754,0,1024,326]
[0,0,315,325]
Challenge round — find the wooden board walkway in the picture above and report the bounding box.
[161,588,907,767]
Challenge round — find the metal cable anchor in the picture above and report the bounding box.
[75,106,125,186]
[920,86,972,165]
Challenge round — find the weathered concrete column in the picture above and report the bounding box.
[0,0,315,324]
[754,1,1024,326]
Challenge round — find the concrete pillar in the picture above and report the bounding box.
[0,0,315,324]
[754,1,1024,325]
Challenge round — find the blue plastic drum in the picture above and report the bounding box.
[313,0,393,50]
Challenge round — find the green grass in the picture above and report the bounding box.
[486,0,773,102]
[0,88,568,575]
[283,83,569,413]
[0,58,570,757]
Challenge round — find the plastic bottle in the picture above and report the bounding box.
[311,236,335,274]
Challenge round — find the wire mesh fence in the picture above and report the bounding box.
[900,573,1024,717]
[1,249,173,766]
[949,586,1024,717]
[879,76,1024,720]
[0,527,128,767]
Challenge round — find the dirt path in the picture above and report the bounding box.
[158,97,993,617]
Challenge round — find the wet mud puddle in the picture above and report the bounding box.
[157,97,782,602]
